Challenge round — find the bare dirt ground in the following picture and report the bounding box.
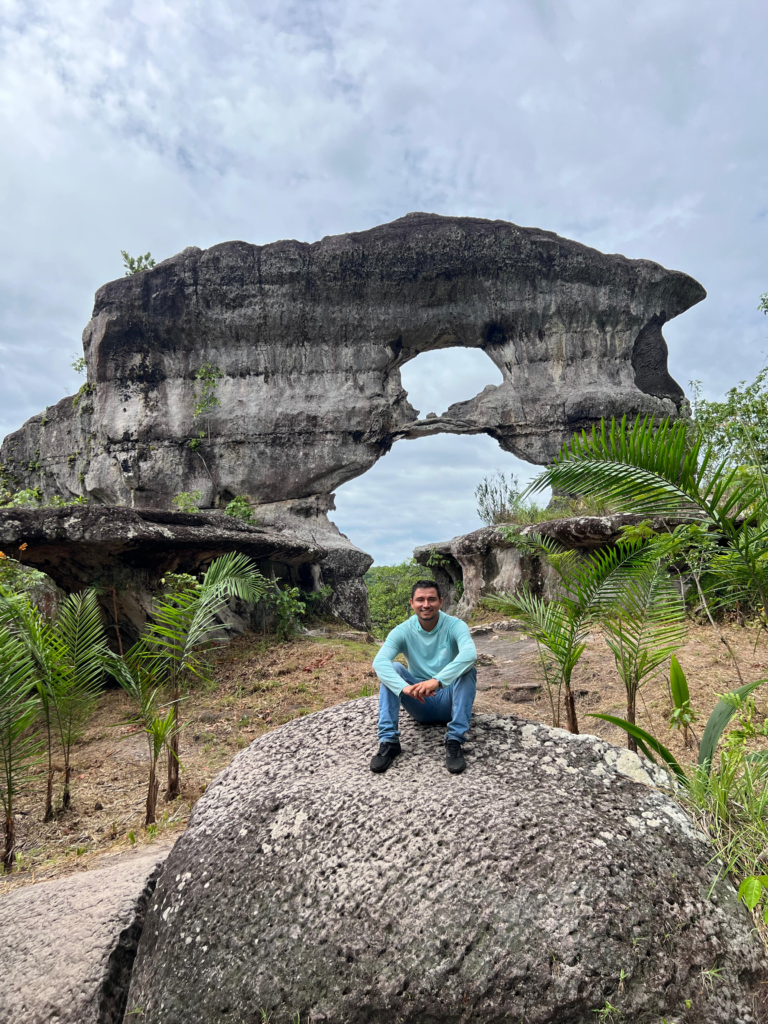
[2,616,767,896]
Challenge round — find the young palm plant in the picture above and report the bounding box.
[0,588,107,812]
[108,645,178,825]
[51,591,108,807]
[0,590,60,819]
[527,414,768,622]
[486,540,658,734]
[143,553,268,799]
[0,628,41,872]
[597,557,687,750]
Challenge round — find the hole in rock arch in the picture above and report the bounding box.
[399,348,503,417]
[332,434,551,566]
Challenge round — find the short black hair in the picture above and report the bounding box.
[411,579,441,599]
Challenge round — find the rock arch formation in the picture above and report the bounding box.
[1,212,705,512]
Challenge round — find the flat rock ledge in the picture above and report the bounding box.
[414,514,691,619]
[0,500,372,636]
[127,702,767,1024]
[0,848,169,1024]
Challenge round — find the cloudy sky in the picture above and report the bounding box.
[1,0,766,563]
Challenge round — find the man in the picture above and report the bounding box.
[370,579,477,775]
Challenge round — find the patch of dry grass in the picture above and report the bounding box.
[3,617,767,894]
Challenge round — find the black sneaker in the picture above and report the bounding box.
[445,739,466,774]
[370,741,401,773]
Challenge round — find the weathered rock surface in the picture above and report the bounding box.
[0,498,371,639]
[0,848,168,1024]
[1,213,704,512]
[415,513,682,618]
[126,700,766,1024]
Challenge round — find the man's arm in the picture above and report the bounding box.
[372,625,409,695]
[435,619,477,686]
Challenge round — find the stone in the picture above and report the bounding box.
[1,214,704,514]
[126,701,766,1024]
[414,513,687,619]
[0,499,372,639]
[502,683,542,701]
[0,848,169,1024]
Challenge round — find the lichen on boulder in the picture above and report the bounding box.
[126,700,767,1024]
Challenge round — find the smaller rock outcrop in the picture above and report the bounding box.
[0,848,169,1024]
[414,513,678,619]
[126,700,767,1024]
[0,497,371,639]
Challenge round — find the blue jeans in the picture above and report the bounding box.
[378,662,477,744]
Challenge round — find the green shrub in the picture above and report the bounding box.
[121,250,156,275]
[224,496,255,522]
[172,491,202,513]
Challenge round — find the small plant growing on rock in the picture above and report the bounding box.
[224,496,256,522]
[172,490,203,513]
[192,363,224,444]
[121,250,156,275]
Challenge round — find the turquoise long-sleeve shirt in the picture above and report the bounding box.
[373,612,478,696]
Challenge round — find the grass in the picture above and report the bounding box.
[0,629,378,892]
[6,612,768,939]
[490,494,618,527]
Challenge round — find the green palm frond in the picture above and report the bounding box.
[199,552,269,603]
[148,707,178,762]
[528,415,764,523]
[45,590,108,804]
[599,559,687,689]
[703,522,768,616]
[0,628,42,819]
[51,591,107,738]
[0,590,62,689]
[144,553,268,684]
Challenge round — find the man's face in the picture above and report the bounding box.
[410,586,443,623]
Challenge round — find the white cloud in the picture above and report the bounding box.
[1,0,767,561]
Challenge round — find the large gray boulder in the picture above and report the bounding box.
[1,213,704,512]
[0,848,168,1024]
[126,701,766,1023]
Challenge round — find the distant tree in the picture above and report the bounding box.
[365,561,435,637]
[687,289,768,469]
[71,356,86,376]
[690,367,768,470]
[121,250,156,276]
[475,471,522,525]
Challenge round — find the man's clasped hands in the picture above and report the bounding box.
[401,678,440,702]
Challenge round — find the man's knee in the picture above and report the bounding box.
[392,662,410,682]
[457,667,477,688]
